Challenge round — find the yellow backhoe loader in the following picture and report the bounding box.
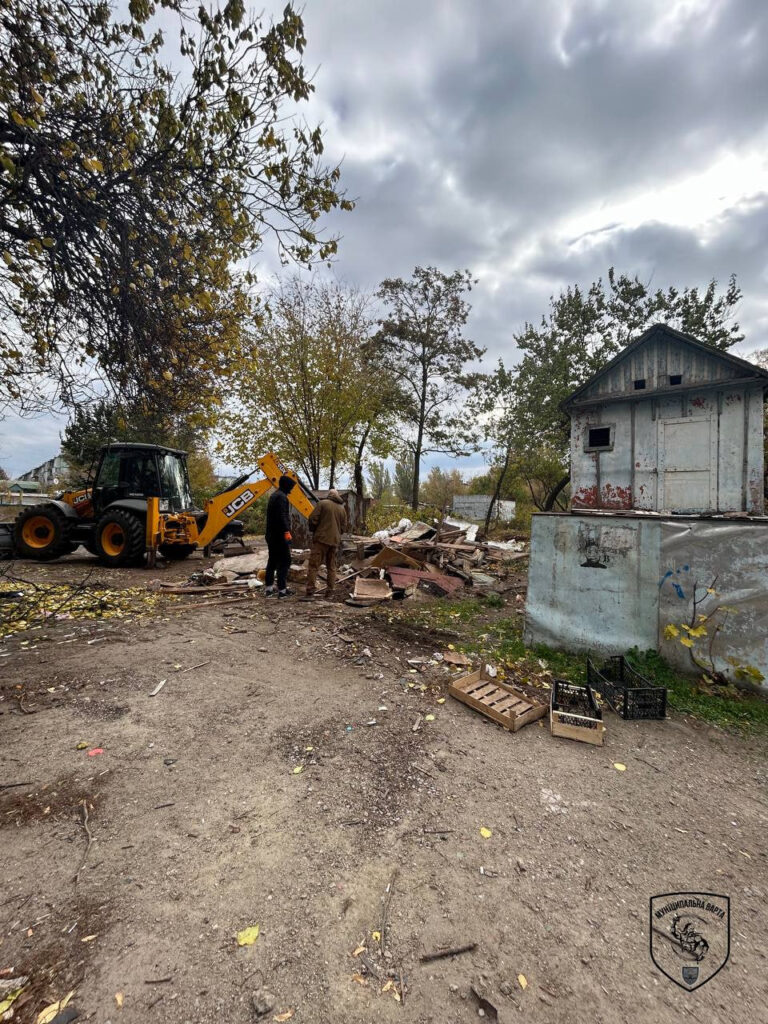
[2,444,315,567]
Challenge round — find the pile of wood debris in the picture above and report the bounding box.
[149,518,527,604]
[340,517,527,605]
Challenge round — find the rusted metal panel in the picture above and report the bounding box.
[526,513,768,691]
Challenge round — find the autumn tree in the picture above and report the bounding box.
[419,466,468,511]
[376,266,484,509]
[393,461,414,504]
[366,461,393,500]
[0,1,351,416]
[503,269,743,508]
[223,278,401,489]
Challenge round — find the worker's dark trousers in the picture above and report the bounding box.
[265,538,291,591]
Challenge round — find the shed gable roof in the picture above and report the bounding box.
[562,323,768,410]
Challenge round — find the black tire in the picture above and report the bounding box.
[14,504,73,561]
[95,510,145,567]
[159,543,196,561]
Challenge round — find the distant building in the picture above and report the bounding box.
[7,480,41,494]
[452,494,516,522]
[18,454,71,490]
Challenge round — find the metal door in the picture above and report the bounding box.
[658,417,716,512]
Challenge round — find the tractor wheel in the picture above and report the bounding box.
[95,510,145,567]
[14,504,73,561]
[159,543,197,561]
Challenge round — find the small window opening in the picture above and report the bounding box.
[587,426,612,450]
[669,374,682,386]
[633,378,646,390]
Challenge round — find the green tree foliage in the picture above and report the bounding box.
[419,466,468,510]
[376,266,485,509]
[61,396,213,503]
[392,461,414,504]
[0,1,351,415]
[366,460,392,500]
[223,277,401,489]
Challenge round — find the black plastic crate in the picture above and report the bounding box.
[550,679,603,745]
[587,655,667,720]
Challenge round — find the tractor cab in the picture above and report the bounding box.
[93,444,193,514]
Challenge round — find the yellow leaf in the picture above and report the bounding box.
[372,930,381,941]
[381,980,393,992]
[2,250,12,266]
[305,746,313,752]
[115,992,124,1008]
[31,86,45,104]
[292,765,304,774]
[236,925,260,946]
[613,763,627,772]
[81,934,97,942]
[351,973,368,986]
[517,973,527,990]
[437,697,446,704]
[393,990,401,1001]
[479,827,492,839]
[0,987,26,1015]
[76,741,89,750]
[162,369,173,380]
[425,714,435,722]
[664,624,679,639]
[352,944,366,957]
[679,636,694,648]
[11,109,25,126]
[273,1011,294,1022]
[42,237,55,247]
[36,991,75,1024]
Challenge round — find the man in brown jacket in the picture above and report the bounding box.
[304,489,348,600]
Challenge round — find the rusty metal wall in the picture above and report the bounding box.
[525,512,768,690]
[570,384,765,514]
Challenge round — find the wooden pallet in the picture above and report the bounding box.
[449,668,548,732]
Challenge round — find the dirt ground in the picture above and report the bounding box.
[2,549,767,1024]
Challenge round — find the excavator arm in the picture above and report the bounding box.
[195,453,315,549]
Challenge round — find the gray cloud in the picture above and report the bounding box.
[3,0,767,476]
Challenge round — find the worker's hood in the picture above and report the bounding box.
[327,489,344,504]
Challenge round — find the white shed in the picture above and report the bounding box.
[562,324,768,515]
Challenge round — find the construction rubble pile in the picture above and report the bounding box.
[151,516,527,604]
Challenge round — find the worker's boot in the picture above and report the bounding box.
[278,588,294,599]
[264,586,275,597]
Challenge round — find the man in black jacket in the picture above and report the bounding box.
[264,475,295,597]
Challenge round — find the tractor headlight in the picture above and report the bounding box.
[159,500,169,512]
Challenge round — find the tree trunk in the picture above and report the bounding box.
[412,365,428,510]
[543,474,570,511]
[353,423,372,499]
[483,448,511,538]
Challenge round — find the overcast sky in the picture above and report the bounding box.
[2,0,767,479]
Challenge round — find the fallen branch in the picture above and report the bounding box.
[178,661,211,673]
[0,781,35,789]
[73,800,95,884]
[419,942,477,963]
